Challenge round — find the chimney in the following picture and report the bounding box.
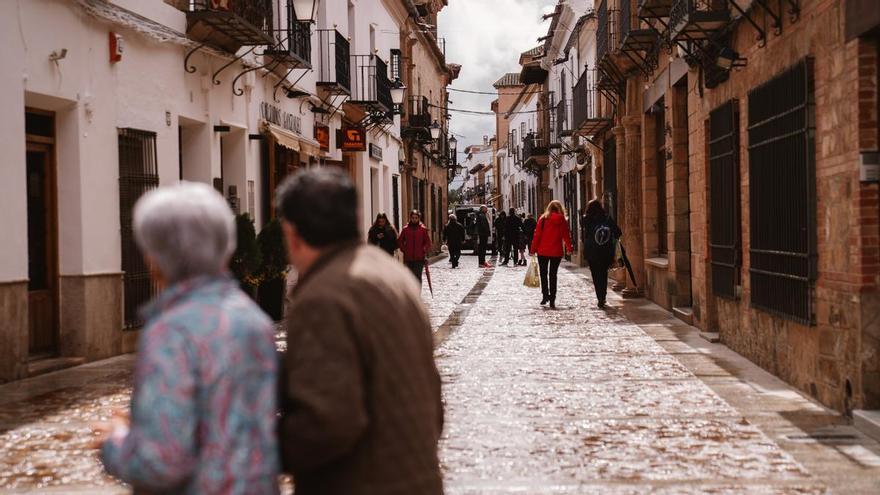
[483,135,489,145]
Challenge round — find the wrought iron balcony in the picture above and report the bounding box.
[572,70,613,138]
[522,132,549,169]
[406,96,432,132]
[669,0,729,41]
[316,29,351,94]
[555,99,572,141]
[350,55,393,114]
[264,4,311,69]
[620,0,661,74]
[596,0,619,64]
[184,0,274,53]
[638,0,673,20]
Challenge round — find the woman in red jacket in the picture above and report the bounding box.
[397,210,432,285]
[530,200,572,309]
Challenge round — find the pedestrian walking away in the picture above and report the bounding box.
[274,168,444,495]
[517,213,528,265]
[501,208,523,266]
[530,200,572,309]
[397,210,432,284]
[367,212,398,256]
[94,183,280,494]
[581,199,622,309]
[522,213,537,251]
[444,214,466,268]
[476,204,492,268]
[494,210,507,260]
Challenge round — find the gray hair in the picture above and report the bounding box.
[133,182,236,283]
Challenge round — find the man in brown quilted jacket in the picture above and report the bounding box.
[275,168,443,495]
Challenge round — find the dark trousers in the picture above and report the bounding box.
[405,261,424,285]
[501,238,518,265]
[538,256,562,301]
[477,236,488,265]
[588,258,612,304]
[449,246,461,267]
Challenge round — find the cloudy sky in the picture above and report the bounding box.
[439,0,557,156]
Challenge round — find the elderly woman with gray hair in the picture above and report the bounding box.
[95,182,280,494]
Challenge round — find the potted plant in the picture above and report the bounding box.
[255,219,288,321]
[229,214,261,298]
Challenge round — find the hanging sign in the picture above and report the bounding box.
[338,126,367,152]
[314,124,330,151]
[369,143,383,161]
[261,102,301,135]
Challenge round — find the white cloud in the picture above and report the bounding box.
[439,0,557,154]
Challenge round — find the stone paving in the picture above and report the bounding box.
[0,255,878,493]
[436,261,831,494]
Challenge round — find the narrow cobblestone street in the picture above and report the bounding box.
[1,256,879,493]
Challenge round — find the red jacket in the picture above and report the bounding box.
[398,223,432,262]
[530,212,572,258]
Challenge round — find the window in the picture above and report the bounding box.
[392,175,400,230]
[747,59,816,324]
[390,49,402,81]
[118,128,159,329]
[708,100,741,299]
[247,180,255,220]
[655,103,667,255]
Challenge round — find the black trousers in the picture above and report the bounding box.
[538,256,562,300]
[449,246,461,267]
[501,238,519,265]
[477,236,488,265]
[405,261,424,285]
[588,258,612,304]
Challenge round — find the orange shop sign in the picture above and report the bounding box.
[314,125,330,151]
[337,126,366,152]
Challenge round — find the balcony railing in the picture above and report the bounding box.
[596,0,619,63]
[620,0,661,73]
[184,0,274,52]
[265,2,311,69]
[350,55,393,113]
[572,70,613,137]
[316,29,351,94]
[407,96,432,130]
[669,0,729,41]
[522,132,549,167]
[638,0,673,19]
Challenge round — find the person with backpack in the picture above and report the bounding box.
[443,214,465,268]
[530,200,573,309]
[581,199,622,309]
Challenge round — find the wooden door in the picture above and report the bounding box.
[26,142,58,357]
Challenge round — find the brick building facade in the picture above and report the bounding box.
[567,0,879,413]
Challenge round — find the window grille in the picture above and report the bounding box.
[747,59,816,324]
[390,49,402,81]
[118,128,159,329]
[708,99,741,299]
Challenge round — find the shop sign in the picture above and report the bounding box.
[338,126,367,152]
[369,143,383,161]
[314,125,330,151]
[261,102,301,135]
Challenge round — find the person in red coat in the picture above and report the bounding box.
[530,200,573,309]
[397,210,432,285]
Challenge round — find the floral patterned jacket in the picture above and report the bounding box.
[101,275,280,494]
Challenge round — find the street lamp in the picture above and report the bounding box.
[291,0,317,22]
[390,79,406,106]
[448,134,458,152]
[429,120,441,140]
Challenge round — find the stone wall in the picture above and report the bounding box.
[683,0,875,411]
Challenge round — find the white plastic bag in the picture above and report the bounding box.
[523,255,540,288]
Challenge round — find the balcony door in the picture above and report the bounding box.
[25,114,59,357]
